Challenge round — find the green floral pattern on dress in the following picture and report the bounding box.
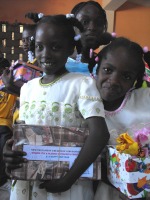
[21,99,102,127]
[96,108,100,113]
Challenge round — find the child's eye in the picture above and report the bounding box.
[82,19,89,26]
[103,67,112,74]
[51,45,60,51]
[35,44,43,51]
[123,74,132,81]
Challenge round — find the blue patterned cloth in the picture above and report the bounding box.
[65,57,97,76]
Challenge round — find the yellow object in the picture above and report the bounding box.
[0,91,17,129]
[137,176,147,188]
[27,58,37,65]
[13,108,19,124]
[142,81,148,88]
[123,142,139,156]
[116,132,139,156]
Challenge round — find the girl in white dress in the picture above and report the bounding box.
[95,37,150,200]
[3,14,110,200]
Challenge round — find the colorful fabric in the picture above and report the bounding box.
[65,57,97,76]
[0,91,17,129]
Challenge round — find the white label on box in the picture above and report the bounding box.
[23,145,93,177]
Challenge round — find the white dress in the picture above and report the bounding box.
[95,88,150,200]
[10,73,105,200]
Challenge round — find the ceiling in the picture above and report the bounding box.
[104,0,150,10]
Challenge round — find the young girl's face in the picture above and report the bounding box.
[35,23,73,75]
[96,47,138,104]
[22,29,34,53]
[76,4,105,50]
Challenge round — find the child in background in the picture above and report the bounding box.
[2,23,38,126]
[94,37,150,200]
[26,1,113,76]
[0,51,17,200]
[66,0,113,76]
[22,24,37,64]
[3,14,109,200]
[1,23,37,97]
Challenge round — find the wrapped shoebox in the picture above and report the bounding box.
[0,60,42,91]
[107,146,150,199]
[11,124,101,180]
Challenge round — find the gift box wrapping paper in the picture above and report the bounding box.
[0,60,42,91]
[107,146,150,199]
[12,124,101,181]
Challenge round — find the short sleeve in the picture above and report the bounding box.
[78,76,105,119]
[19,83,28,121]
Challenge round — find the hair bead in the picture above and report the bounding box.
[143,46,149,53]
[66,13,75,18]
[28,51,35,62]
[111,32,117,38]
[30,36,34,41]
[38,13,44,19]
[95,56,99,62]
[89,49,93,58]
[74,34,81,41]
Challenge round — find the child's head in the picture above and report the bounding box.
[71,0,107,50]
[96,37,147,106]
[32,14,83,75]
[22,24,36,53]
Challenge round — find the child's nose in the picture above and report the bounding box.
[87,21,96,31]
[43,48,51,57]
[110,73,120,84]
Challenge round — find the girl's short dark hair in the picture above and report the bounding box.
[26,13,84,51]
[96,37,148,89]
[0,58,10,69]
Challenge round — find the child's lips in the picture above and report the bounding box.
[41,62,55,68]
[103,86,121,95]
[85,32,97,38]
[86,34,97,39]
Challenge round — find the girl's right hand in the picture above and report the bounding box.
[3,139,27,178]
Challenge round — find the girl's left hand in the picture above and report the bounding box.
[39,178,71,193]
[1,68,14,86]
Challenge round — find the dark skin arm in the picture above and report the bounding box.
[1,68,20,96]
[40,117,109,193]
[3,117,109,193]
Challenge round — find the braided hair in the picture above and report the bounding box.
[25,13,84,55]
[71,1,112,75]
[87,32,115,75]
[96,37,148,89]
